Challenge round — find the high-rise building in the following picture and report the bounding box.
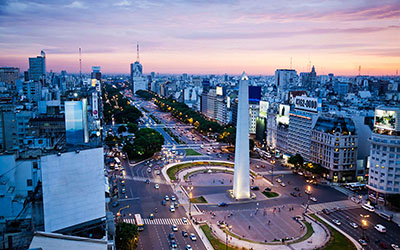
[367,106,400,205]
[310,116,358,182]
[91,66,101,81]
[0,67,20,87]
[300,66,317,90]
[288,96,321,161]
[28,51,46,82]
[275,69,297,96]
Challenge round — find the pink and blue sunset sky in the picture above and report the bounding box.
[0,0,399,75]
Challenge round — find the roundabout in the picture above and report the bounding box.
[161,160,330,249]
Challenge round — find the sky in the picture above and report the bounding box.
[0,0,399,75]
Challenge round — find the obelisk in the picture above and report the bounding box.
[232,72,250,200]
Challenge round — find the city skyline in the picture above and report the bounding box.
[0,0,399,75]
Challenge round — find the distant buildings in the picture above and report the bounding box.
[28,51,46,83]
[0,67,20,87]
[275,69,297,98]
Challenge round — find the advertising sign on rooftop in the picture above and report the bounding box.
[259,101,269,118]
[374,108,399,131]
[294,96,320,113]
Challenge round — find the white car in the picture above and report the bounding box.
[154,184,159,189]
[374,224,386,233]
[147,168,152,173]
[332,219,341,226]
[170,205,175,212]
[171,195,176,201]
[165,195,170,201]
[190,233,197,241]
[276,178,282,183]
[182,217,188,224]
[280,182,286,187]
[391,244,400,250]
[349,222,358,228]
[310,197,317,202]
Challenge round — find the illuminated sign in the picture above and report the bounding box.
[91,79,97,87]
[259,101,269,118]
[92,92,99,119]
[294,96,319,112]
[374,108,398,131]
[277,104,290,125]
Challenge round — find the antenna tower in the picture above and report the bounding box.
[358,65,361,76]
[136,42,140,62]
[79,48,82,82]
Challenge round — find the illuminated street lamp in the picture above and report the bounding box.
[304,185,312,214]
[116,205,130,217]
[360,214,369,239]
[188,185,194,218]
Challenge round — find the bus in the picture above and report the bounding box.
[377,211,393,221]
[134,214,144,231]
[362,203,375,212]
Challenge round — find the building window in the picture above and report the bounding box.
[27,179,33,186]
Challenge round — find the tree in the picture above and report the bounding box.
[118,125,127,134]
[249,139,255,151]
[115,222,138,250]
[127,123,138,133]
[288,154,304,169]
[133,128,164,158]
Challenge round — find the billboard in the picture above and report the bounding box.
[249,86,261,101]
[294,96,320,113]
[277,104,290,125]
[92,92,99,119]
[65,99,88,144]
[259,101,269,118]
[216,86,223,96]
[374,108,398,131]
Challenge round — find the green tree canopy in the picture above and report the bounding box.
[118,125,127,134]
[115,222,138,250]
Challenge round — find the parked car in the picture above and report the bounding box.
[264,187,272,192]
[280,182,286,187]
[154,184,159,189]
[250,186,260,190]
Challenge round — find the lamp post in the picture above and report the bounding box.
[225,225,232,250]
[360,213,369,239]
[116,205,130,217]
[188,185,193,219]
[304,185,312,214]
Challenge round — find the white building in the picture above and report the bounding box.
[132,76,148,94]
[367,106,400,205]
[249,103,259,134]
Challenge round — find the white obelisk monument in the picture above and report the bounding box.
[232,72,250,200]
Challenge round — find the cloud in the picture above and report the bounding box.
[114,0,131,7]
[65,1,87,9]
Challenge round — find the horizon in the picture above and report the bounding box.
[1,0,399,75]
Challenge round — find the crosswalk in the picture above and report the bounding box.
[305,199,360,214]
[123,218,187,225]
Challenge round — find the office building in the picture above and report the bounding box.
[300,66,317,90]
[91,66,101,81]
[28,51,46,82]
[0,67,20,87]
[367,106,400,205]
[288,96,321,161]
[310,116,358,182]
[275,69,297,97]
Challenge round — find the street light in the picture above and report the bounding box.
[304,185,312,214]
[225,225,232,250]
[360,214,369,239]
[188,185,194,218]
[116,205,130,217]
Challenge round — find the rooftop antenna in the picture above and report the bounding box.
[136,42,140,62]
[79,47,82,83]
[358,65,361,76]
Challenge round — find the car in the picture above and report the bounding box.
[156,170,161,175]
[349,222,358,228]
[182,230,188,237]
[290,192,297,197]
[150,214,154,220]
[169,232,175,240]
[280,182,286,187]
[171,195,176,201]
[112,201,119,207]
[171,224,178,232]
[165,195,170,201]
[218,202,228,207]
[276,178,282,183]
[145,179,150,184]
[170,240,177,248]
[358,239,368,246]
[190,233,197,241]
[310,197,317,202]
[375,224,386,233]
[251,186,260,190]
[121,188,126,194]
[174,202,179,208]
[161,200,166,205]
[264,187,272,192]
[185,245,192,250]
[332,219,341,226]
[182,217,188,224]
[170,205,175,212]
[298,172,304,176]
[294,187,300,191]
[322,209,330,215]
[147,167,152,173]
[392,244,400,250]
